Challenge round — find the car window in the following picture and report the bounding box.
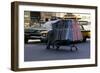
[83,25,90,30]
[80,25,84,30]
[79,21,88,25]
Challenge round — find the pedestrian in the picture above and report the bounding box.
[43,18,60,49]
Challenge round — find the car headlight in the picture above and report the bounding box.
[41,31,48,37]
[42,33,48,37]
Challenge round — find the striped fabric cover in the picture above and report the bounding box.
[72,20,83,41]
[52,19,83,41]
[52,20,67,41]
[66,19,83,41]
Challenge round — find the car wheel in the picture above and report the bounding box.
[25,38,28,43]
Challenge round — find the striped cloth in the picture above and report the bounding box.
[66,19,83,41]
[52,20,67,41]
[52,19,83,42]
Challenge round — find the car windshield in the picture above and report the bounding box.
[79,21,90,31]
[80,25,90,31]
[83,25,90,30]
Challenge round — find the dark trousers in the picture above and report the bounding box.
[46,30,54,49]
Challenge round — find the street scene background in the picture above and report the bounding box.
[24,11,91,61]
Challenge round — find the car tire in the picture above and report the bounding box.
[25,38,28,43]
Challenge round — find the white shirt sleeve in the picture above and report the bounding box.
[42,19,60,31]
[51,19,60,24]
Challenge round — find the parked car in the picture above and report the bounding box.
[79,21,90,42]
[24,28,47,43]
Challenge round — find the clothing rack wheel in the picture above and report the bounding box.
[70,44,78,51]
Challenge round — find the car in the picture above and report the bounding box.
[79,21,90,42]
[24,28,48,43]
[81,30,90,42]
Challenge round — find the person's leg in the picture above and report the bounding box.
[46,30,52,49]
[46,40,51,49]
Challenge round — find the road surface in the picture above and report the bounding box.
[24,40,90,61]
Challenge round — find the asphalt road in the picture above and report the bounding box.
[24,40,90,62]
